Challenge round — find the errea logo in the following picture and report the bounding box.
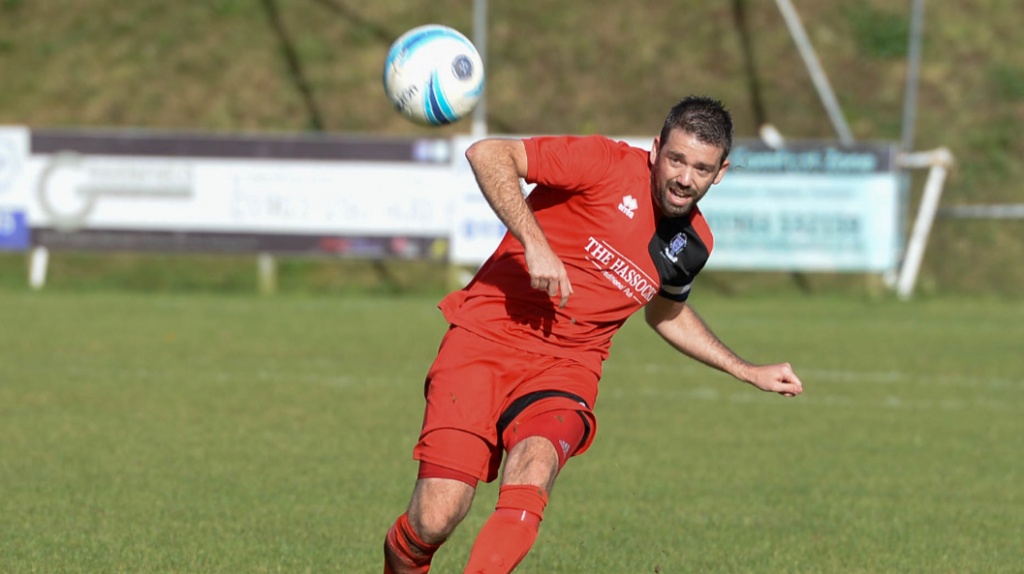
[618,195,638,219]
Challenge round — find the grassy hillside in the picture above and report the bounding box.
[0,0,1021,296]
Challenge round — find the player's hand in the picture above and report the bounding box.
[745,363,803,397]
[524,245,573,308]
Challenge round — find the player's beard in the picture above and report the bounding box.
[653,180,697,218]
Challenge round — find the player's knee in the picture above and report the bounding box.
[502,408,590,488]
[407,503,464,543]
[503,436,561,487]
[407,479,475,543]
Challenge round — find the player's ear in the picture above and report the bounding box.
[713,158,730,185]
[649,137,660,167]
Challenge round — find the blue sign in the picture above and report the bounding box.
[0,210,29,251]
[701,141,901,272]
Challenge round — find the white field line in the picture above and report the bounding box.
[608,361,1024,389]
[599,362,1022,412]
[600,383,1017,413]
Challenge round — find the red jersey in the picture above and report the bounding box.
[439,135,714,375]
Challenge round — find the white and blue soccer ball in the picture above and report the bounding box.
[383,24,485,127]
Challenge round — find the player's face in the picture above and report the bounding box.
[649,128,729,218]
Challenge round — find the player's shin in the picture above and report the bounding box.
[462,484,549,574]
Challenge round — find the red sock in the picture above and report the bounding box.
[383,512,442,574]
[463,485,549,574]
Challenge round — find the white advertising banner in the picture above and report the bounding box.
[20,129,457,258]
[26,155,456,235]
[10,128,902,272]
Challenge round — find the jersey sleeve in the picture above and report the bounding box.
[651,208,715,303]
[523,135,617,192]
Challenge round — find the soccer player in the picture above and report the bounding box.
[382,96,804,574]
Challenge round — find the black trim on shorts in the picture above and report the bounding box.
[496,390,592,451]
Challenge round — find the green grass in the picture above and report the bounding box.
[1,290,1022,573]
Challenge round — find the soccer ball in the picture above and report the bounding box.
[383,24,485,127]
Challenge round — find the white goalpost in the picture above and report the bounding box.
[894,147,955,299]
[768,0,954,299]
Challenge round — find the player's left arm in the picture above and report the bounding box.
[644,295,803,397]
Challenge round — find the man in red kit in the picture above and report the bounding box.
[382,96,804,573]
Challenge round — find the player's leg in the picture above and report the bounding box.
[463,408,589,573]
[386,326,510,573]
[384,465,477,574]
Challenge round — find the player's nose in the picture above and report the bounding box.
[676,168,694,187]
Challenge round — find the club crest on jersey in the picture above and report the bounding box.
[661,232,687,263]
[618,195,638,219]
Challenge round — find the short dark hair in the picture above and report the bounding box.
[660,96,734,162]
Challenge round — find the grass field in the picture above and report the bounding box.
[1,290,1021,573]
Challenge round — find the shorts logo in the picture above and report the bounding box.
[618,195,637,219]
[661,232,687,263]
[559,439,571,458]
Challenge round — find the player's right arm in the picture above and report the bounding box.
[465,138,573,307]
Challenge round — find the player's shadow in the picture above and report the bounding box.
[493,261,558,339]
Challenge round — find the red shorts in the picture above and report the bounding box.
[413,326,599,483]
